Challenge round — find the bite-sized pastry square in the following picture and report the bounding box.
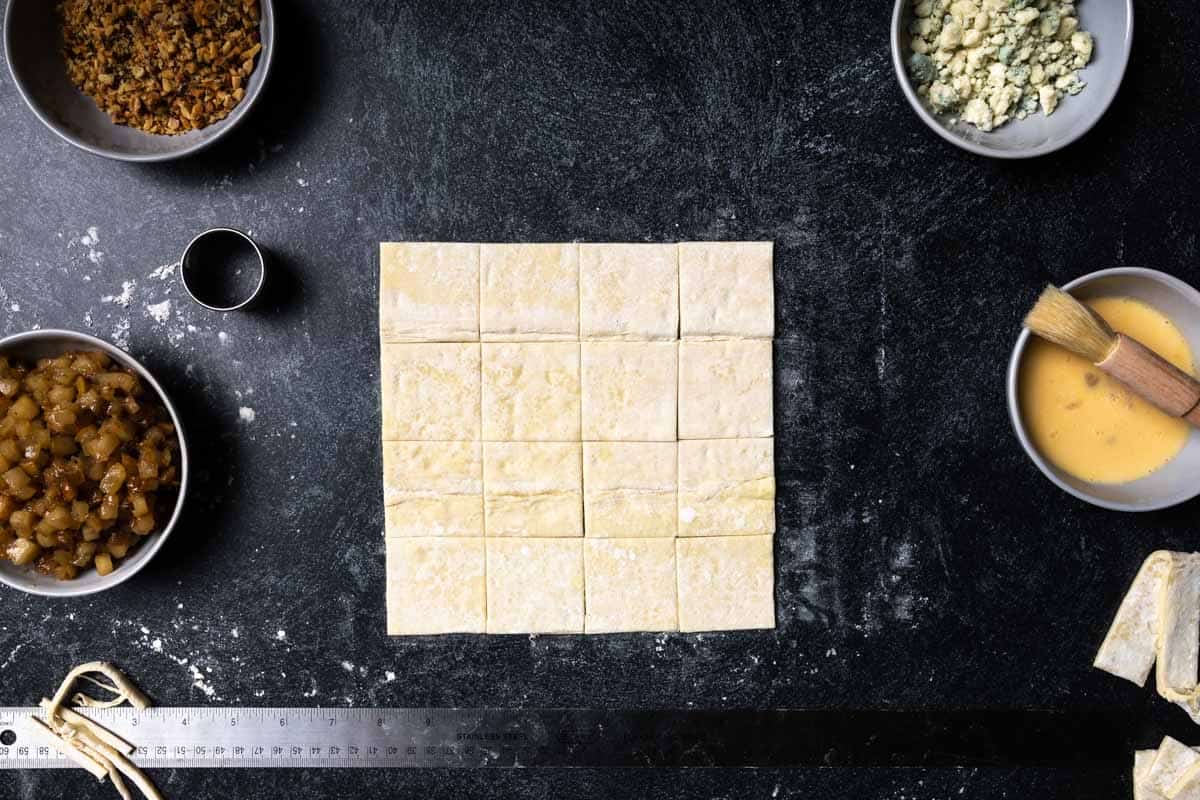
[678,339,773,439]
[584,538,678,633]
[483,442,583,537]
[386,538,486,635]
[381,343,480,441]
[678,241,774,339]
[583,442,676,538]
[579,243,679,340]
[382,442,482,538]
[678,438,774,537]
[676,535,775,632]
[581,341,677,441]
[486,538,584,633]
[480,243,579,341]
[379,242,479,342]
[482,342,580,441]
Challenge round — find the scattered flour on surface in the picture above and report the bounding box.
[238,407,257,423]
[111,318,131,348]
[79,226,104,265]
[148,262,178,281]
[188,665,216,698]
[145,300,172,324]
[102,280,136,308]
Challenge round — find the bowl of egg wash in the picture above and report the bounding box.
[1008,268,1200,511]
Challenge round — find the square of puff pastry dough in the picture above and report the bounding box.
[581,341,677,441]
[678,242,774,339]
[675,535,775,632]
[379,243,479,342]
[481,243,579,341]
[583,442,676,538]
[482,342,580,441]
[486,538,584,633]
[386,538,486,635]
[483,442,583,537]
[678,339,773,439]
[383,442,482,538]
[678,438,775,537]
[381,343,481,441]
[584,538,678,633]
[579,243,679,340]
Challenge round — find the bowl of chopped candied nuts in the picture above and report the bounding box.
[0,330,189,597]
[4,0,274,162]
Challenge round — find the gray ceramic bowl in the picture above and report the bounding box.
[3,0,274,162]
[1008,269,1200,512]
[0,330,189,596]
[891,0,1133,158]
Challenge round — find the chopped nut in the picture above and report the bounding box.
[56,0,263,136]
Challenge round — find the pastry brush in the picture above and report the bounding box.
[1023,285,1200,428]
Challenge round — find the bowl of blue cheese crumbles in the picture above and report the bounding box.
[891,0,1133,158]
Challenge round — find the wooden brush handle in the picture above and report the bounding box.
[1098,335,1200,427]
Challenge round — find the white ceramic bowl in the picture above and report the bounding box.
[1008,269,1200,511]
[0,330,189,596]
[891,0,1133,158]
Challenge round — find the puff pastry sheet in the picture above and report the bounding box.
[380,242,775,635]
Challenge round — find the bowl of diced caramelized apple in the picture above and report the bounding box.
[0,330,187,596]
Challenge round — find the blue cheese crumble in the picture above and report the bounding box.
[907,0,1095,132]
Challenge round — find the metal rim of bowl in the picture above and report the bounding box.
[0,329,190,596]
[180,227,268,312]
[2,0,275,163]
[890,0,1134,159]
[1006,268,1200,512]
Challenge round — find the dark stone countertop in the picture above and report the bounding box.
[2,0,1199,797]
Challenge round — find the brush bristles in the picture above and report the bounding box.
[1024,285,1117,364]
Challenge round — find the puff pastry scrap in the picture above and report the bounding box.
[1096,551,1200,724]
[1133,738,1200,800]
[379,242,775,635]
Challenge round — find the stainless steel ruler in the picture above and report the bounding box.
[0,707,542,769]
[0,707,1136,769]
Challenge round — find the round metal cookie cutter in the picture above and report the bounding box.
[180,228,268,312]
